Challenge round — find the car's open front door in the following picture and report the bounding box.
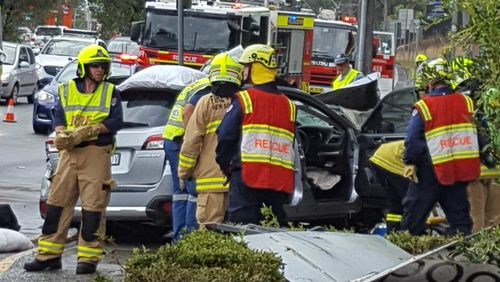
[356,86,417,205]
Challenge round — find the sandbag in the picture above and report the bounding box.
[0,228,34,252]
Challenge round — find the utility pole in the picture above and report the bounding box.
[0,0,3,80]
[356,0,374,74]
[177,0,184,66]
[0,1,3,51]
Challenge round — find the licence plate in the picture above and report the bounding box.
[111,153,120,166]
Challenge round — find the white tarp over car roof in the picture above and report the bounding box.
[117,65,207,92]
[243,231,412,282]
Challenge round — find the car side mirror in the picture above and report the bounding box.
[380,121,395,133]
[130,21,144,43]
[33,48,41,55]
[38,76,53,89]
[19,61,30,68]
[242,16,260,32]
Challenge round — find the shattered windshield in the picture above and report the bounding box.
[144,11,239,53]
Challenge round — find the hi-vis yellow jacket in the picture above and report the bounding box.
[178,94,231,193]
[162,78,211,140]
[370,140,500,179]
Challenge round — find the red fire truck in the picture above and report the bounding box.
[308,17,396,94]
[130,0,315,90]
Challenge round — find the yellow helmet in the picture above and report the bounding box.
[209,52,243,86]
[77,44,111,78]
[421,58,452,85]
[415,53,428,63]
[450,56,474,89]
[239,44,278,69]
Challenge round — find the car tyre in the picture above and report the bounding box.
[33,124,50,135]
[10,84,19,104]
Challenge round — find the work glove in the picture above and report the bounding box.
[69,124,105,147]
[54,131,72,151]
[403,164,419,183]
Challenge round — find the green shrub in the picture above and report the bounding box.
[450,225,500,266]
[124,230,284,282]
[385,231,461,255]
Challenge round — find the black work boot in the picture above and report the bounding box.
[76,261,97,274]
[24,257,62,272]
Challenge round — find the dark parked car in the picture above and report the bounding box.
[32,60,138,134]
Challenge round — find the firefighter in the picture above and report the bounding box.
[178,52,243,226]
[414,53,428,98]
[415,53,427,68]
[468,165,500,232]
[331,53,364,90]
[401,58,480,236]
[24,44,123,274]
[162,77,211,241]
[369,141,410,232]
[215,44,297,225]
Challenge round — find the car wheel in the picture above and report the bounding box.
[10,84,19,104]
[33,123,49,135]
[27,84,38,104]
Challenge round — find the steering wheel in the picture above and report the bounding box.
[296,125,344,156]
[296,127,310,155]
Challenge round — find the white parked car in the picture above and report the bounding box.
[32,25,68,48]
[1,42,39,104]
[36,36,107,78]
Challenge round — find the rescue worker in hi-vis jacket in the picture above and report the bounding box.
[24,44,123,274]
[401,58,480,236]
[162,77,211,241]
[216,44,297,225]
[178,52,243,226]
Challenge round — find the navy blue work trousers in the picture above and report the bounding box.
[227,170,290,225]
[164,139,197,241]
[401,162,472,236]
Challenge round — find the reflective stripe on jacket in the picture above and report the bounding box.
[59,80,113,137]
[369,141,405,177]
[178,94,231,193]
[332,68,362,90]
[479,165,500,179]
[237,88,296,193]
[162,78,211,140]
[414,93,480,185]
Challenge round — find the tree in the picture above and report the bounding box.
[87,0,144,40]
[451,0,500,159]
[2,0,59,41]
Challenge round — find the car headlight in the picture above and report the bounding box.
[37,90,55,103]
[1,72,10,81]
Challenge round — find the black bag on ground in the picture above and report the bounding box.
[0,204,21,231]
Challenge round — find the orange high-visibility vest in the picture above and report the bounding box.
[237,88,296,193]
[414,92,480,185]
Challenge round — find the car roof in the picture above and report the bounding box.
[49,35,103,43]
[2,41,32,49]
[109,36,133,42]
[35,25,68,30]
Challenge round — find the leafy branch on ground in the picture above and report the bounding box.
[385,231,461,255]
[450,225,500,266]
[123,229,285,282]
